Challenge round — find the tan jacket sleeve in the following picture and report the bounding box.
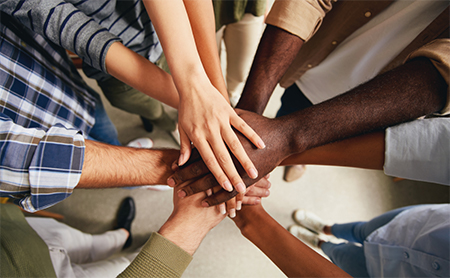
[407,39,450,115]
[265,0,336,41]
[118,232,192,278]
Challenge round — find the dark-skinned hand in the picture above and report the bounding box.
[167,109,292,206]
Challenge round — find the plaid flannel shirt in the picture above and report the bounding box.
[0,14,95,212]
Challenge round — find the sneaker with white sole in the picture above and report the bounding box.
[292,209,326,234]
[288,224,320,247]
[127,137,154,149]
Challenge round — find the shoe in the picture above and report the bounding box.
[140,117,154,132]
[283,165,306,182]
[292,209,326,234]
[288,224,320,247]
[115,197,136,249]
[127,137,154,149]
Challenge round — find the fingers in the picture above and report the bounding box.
[194,138,237,192]
[178,127,191,166]
[222,128,259,181]
[230,114,265,150]
[167,159,210,187]
[201,188,238,207]
[176,173,219,198]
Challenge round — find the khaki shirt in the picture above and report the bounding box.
[266,0,449,113]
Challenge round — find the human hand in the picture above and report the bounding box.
[223,174,271,218]
[158,182,226,255]
[177,85,265,195]
[168,109,290,206]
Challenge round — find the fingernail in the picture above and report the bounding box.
[229,209,236,218]
[236,201,242,211]
[220,205,227,215]
[177,190,186,198]
[223,180,233,192]
[265,190,270,196]
[255,198,261,205]
[201,201,209,207]
[167,178,176,187]
[178,153,185,166]
[248,167,258,179]
[236,182,246,193]
[258,139,266,149]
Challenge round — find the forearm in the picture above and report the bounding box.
[236,25,304,114]
[183,0,228,99]
[142,0,211,97]
[234,206,350,277]
[281,131,385,170]
[285,58,447,155]
[105,42,179,108]
[78,140,179,188]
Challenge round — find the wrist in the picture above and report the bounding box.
[158,215,208,256]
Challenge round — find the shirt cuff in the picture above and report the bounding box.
[119,232,192,278]
[22,124,85,212]
[406,39,450,115]
[384,118,450,186]
[266,0,335,41]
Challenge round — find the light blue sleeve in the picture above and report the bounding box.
[384,117,450,185]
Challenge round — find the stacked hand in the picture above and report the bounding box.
[168,110,292,207]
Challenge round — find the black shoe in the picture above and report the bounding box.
[140,116,154,132]
[115,197,135,249]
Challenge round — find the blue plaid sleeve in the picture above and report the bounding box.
[0,114,85,212]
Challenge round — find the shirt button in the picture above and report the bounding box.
[331,40,337,45]
[307,64,313,68]
[403,252,409,259]
[432,261,440,270]
[365,11,372,18]
[21,41,27,47]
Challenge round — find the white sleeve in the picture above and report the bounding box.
[384,117,450,185]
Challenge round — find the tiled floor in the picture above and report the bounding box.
[45,72,449,278]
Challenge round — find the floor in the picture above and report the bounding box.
[43,70,450,278]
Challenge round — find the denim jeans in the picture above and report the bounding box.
[87,89,121,146]
[321,205,420,277]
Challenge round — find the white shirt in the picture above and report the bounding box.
[364,204,450,277]
[295,0,448,105]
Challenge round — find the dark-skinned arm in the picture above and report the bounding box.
[169,57,447,206]
[236,25,304,114]
[232,204,351,277]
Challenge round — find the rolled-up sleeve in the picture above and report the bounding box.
[384,117,450,186]
[406,39,450,115]
[0,115,85,212]
[265,0,336,41]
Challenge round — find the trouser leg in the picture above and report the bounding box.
[321,241,369,277]
[331,205,420,243]
[276,84,313,118]
[222,14,265,107]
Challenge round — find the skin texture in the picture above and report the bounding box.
[142,0,264,195]
[236,25,304,115]
[232,204,351,277]
[168,57,448,206]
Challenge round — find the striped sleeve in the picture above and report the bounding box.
[0,114,85,212]
[0,0,120,72]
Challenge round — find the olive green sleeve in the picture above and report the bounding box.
[118,232,193,278]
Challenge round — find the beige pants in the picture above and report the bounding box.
[216,13,265,107]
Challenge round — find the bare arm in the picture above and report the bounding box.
[168,57,447,205]
[236,25,304,114]
[232,204,351,277]
[105,42,179,108]
[142,0,264,195]
[78,140,179,188]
